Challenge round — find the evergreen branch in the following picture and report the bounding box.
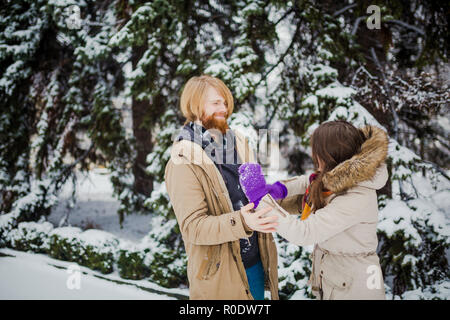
[385,19,426,36]
[435,136,450,151]
[351,16,365,35]
[253,22,300,89]
[422,160,450,181]
[55,142,95,190]
[251,22,301,129]
[273,8,295,27]
[333,3,357,17]
[369,47,400,141]
[351,65,378,86]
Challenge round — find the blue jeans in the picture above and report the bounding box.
[245,259,265,300]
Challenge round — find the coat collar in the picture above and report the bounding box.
[170,127,254,166]
[322,125,389,193]
[170,127,255,196]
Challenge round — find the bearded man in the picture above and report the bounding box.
[164,74,280,300]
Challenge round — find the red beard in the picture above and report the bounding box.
[200,112,229,135]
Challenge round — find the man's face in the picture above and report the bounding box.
[200,85,229,134]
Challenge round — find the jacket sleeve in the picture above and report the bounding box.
[165,160,253,246]
[280,175,309,197]
[260,190,368,246]
[275,175,309,215]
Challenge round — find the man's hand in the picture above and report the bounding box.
[240,202,278,233]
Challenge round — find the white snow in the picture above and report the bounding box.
[50,226,82,238]
[378,199,422,246]
[0,248,185,300]
[76,229,118,246]
[47,168,153,242]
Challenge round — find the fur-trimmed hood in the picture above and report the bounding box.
[322,125,389,193]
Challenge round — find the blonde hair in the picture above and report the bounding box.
[180,75,234,124]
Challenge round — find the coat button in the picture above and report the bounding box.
[343,283,346,287]
[320,270,323,274]
[230,217,236,226]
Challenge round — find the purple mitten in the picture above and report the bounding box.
[239,163,287,208]
[239,163,267,208]
[267,181,288,200]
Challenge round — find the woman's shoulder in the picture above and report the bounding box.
[325,184,377,210]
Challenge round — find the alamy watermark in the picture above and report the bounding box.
[366,5,381,30]
[366,264,383,290]
[66,264,81,290]
[64,5,82,30]
[170,126,281,169]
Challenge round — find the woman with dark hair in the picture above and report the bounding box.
[239,120,389,300]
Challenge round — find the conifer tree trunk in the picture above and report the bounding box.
[131,44,153,197]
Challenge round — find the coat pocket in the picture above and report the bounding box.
[319,256,353,300]
[196,245,222,280]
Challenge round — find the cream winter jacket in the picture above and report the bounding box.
[259,125,389,300]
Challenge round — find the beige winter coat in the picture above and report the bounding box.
[258,125,389,300]
[164,128,298,300]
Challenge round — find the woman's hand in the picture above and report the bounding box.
[240,202,278,233]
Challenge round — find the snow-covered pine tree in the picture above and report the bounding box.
[1,0,132,228]
[127,0,272,287]
[0,0,51,223]
[109,0,212,225]
[275,57,449,300]
[269,0,449,299]
[3,0,446,299]
[130,1,449,298]
[53,0,135,227]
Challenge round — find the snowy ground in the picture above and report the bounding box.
[47,167,153,242]
[0,248,188,300]
[5,167,449,300]
[0,168,191,299]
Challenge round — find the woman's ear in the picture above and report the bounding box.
[317,157,325,171]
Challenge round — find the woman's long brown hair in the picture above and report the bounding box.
[308,120,368,211]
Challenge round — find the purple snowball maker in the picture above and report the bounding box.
[238,163,287,208]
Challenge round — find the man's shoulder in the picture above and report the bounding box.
[164,152,196,183]
[166,140,194,167]
[167,137,216,168]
